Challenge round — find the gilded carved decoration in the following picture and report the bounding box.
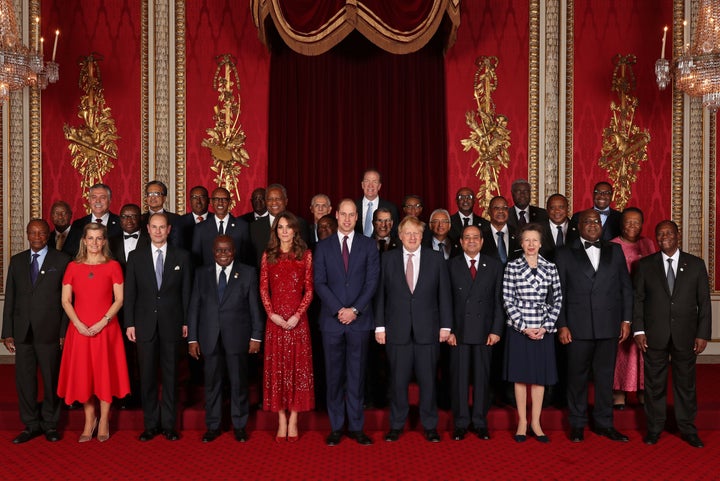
[174,0,186,213]
[63,54,120,212]
[528,0,540,203]
[201,54,250,211]
[461,56,511,218]
[598,54,650,211]
[565,0,575,213]
[141,0,149,195]
[29,0,40,220]
[543,0,560,196]
[153,0,171,189]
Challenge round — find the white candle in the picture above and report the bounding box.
[34,17,39,54]
[40,37,44,58]
[661,26,668,59]
[52,30,59,62]
[684,20,688,51]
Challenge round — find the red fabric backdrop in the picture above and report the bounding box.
[445,0,530,215]
[41,0,142,219]
[573,0,673,241]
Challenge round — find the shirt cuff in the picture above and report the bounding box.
[375,327,386,333]
[251,338,262,343]
[633,331,645,336]
[188,340,198,344]
[441,328,451,332]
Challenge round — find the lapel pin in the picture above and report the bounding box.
[174,265,180,270]
[40,270,45,275]
[233,272,239,279]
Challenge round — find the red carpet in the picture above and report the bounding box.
[1,364,719,480]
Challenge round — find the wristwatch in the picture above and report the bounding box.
[350,307,359,316]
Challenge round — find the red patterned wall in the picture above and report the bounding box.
[445,0,530,213]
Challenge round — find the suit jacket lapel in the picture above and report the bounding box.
[572,244,596,280]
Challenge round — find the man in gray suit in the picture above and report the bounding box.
[2,219,70,443]
[633,220,711,448]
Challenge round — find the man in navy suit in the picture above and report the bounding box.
[375,216,452,443]
[570,181,622,241]
[355,169,399,237]
[125,213,193,442]
[447,225,504,441]
[480,196,521,264]
[63,183,121,257]
[507,179,548,229]
[314,199,380,446]
[192,187,252,266]
[555,209,632,443]
[3,219,70,443]
[540,194,579,262]
[633,220,711,448]
[188,235,263,443]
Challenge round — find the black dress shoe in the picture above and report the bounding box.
[202,429,222,443]
[569,427,584,442]
[643,432,660,445]
[514,434,526,443]
[592,427,629,442]
[325,430,343,446]
[163,430,181,441]
[452,427,467,441]
[535,434,550,443]
[44,429,61,442]
[139,428,160,442]
[681,433,704,448]
[476,428,490,440]
[347,431,373,445]
[233,428,248,442]
[384,429,402,442]
[424,429,441,443]
[12,429,42,444]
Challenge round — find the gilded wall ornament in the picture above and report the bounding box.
[201,54,249,210]
[598,54,650,211]
[461,56,511,218]
[63,54,120,213]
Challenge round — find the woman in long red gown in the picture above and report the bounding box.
[260,212,314,442]
[57,223,129,442]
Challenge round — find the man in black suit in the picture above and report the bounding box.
[449,187,488,241]
[174,185,209,251]
[355,169,399,237]
[372,208,400,253]
[63,183,121,257]
[540,193,579,262]
[188,235,263,443]
[507,179,548,229]
[480,196,520,264]
[2,219,70,443]
[570,181,622,241]
[375,216,452,443]
[140,181,180,231]
[48,201,72,251]
[401,194,424,221]
[125,213,193,442]
[239,187,268,224]
[314,199,380,446]
[423,209,461,260]
[633,220,712,448]
[308,193,332,247]
[193,187,252,266]
[250,184,310,266]
[447,225,503,441]
[555,209,632,443]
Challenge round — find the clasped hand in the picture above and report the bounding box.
[523,327,546,340]
[271,313,299,330]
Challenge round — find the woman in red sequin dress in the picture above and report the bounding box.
[260,212,314,442]
[57,223,130,442]
[610,208,656,409]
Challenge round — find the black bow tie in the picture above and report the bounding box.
[584,241,601,249]
[124,234,139,239]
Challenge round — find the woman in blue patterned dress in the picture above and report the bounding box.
[503,223,562,442]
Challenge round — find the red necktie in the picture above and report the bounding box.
[470,259,477,280]
[406,253,415,293]
[342,236,349,272]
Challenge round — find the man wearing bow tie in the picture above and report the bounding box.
[555,209,632,443]
[570,181,622,241]
[124,213,193,442]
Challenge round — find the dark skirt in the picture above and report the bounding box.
[503,327,558,385]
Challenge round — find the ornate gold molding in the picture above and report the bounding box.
[528,0,540,204]
[543,0,560,196]
[565,0,575,212]
[29,0,41,220]
[141,0,150,195]
[174,0,185,213]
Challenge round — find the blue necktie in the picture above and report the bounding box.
[155,249,163,289]
[667,258,675,294]
[497,231,507,264]
[30,253,39,285]
[364,201,374,237]
[218,266,227,301]
[555,225,564,247]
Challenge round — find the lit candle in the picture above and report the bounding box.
[40,37,44,58]
[34,17,39,53]
[52,30,59,62]
[684,20,688,51]
[661,26,668,59]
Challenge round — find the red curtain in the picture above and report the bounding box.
[267,28,447,221]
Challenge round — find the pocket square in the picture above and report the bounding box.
[174,265,181,270]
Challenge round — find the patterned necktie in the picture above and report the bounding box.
[55,233,65,251]
[218,266,227,301]
[519,210,527,226]
[364,201,374,237]
[196,215,204,222]
[155,249,163,289]
[342,235,350,272]
[406,253,415,293]
[555,225,564,247]
[30,253,39,285]
[667,258,675,294]
[218,219,224,235]
[496,231,507,264]
[469,258,477,280]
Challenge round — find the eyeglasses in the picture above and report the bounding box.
[211,197,230,203]
[146,192,165,197]
[120,214,140,219]
[593,190,612,196]
[456,195,473,201]
[430,220,450,225]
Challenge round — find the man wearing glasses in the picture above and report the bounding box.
[570,181,622,241]
[192,187,251,266]
[450,187,488,241]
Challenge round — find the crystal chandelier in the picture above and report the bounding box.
[0,0,59,103]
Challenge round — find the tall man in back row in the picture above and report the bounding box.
[633,220,711,448]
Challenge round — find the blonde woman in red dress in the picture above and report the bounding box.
[57,223,130,442]
[260,212,314,442]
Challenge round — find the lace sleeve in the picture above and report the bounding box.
[259,252,273,316]
[295,249,314,318]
